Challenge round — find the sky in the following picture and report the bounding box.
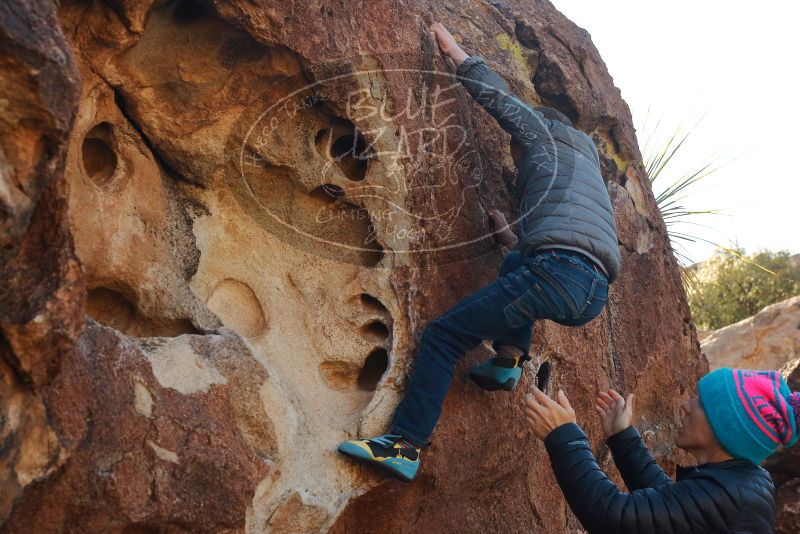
[549,0,799,263]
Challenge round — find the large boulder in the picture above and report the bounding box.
[702,295,800,372]
[1,0,705,532]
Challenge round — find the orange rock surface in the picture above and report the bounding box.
[1,1,705,532]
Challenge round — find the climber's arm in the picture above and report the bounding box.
[430,23,550,147]
[606,426,672,490]
[454,56,551,147]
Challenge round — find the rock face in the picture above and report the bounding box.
[702,295,800,372]
[0,0,705,532]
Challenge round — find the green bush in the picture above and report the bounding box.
[686,249,800,330]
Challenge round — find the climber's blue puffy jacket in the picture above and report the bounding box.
[456,56,621,282]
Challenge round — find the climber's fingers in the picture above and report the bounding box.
[429,22,459,56]
[431,22,447,34]
[489,209,507,224]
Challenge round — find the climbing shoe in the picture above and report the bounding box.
[337,434,421,482]
[469,355,530,391]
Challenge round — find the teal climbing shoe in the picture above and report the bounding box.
[469,355,530,391]
[337,434,421,482]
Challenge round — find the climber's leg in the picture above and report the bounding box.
[388,255,560,449]
[494,252,535,349]
[339,274,527,481]
[468,342,531,392]
[469,250,609,393]
[338,251,607,480]
[336,434,422,482]
[544,250,610,328]
[469,250,534,391]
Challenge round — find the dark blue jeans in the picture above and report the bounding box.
[391,250,609,447]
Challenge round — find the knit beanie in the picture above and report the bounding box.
[698,368,800,464]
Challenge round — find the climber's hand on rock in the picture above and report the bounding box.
[430,23,469,66]
[489,209,518,249]
[524,386,576,440]
[595,389,634,437]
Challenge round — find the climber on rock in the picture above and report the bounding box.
[525,367,794,533]
[338,22,620,481]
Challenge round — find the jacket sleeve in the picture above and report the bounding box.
[544,423,737,533]
[606,426,672,490]
[455,56,551,147]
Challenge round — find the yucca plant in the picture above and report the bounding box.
[641,112,727,269]
[640,112,795,320]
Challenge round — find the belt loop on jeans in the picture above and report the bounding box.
[587,277,597,305]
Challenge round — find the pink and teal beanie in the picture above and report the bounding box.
[698,368,800,464]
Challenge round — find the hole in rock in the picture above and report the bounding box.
[357,348,389,391]
[535,361,551,393]
[157,319,200,337]
[81,123,117,186]
[87,287,200,337]
[358,294,389,315]
[359,320,390,342]
[308,184,345,203]
[171,0,208,24]
[314,119,374,182]
[313,128,327,149]
[331,133,370,181]
[86,287,135,333]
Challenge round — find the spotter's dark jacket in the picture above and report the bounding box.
[545,423,776,533]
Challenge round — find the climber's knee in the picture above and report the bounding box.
[421,317,461,353]
[421,317,449,342]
